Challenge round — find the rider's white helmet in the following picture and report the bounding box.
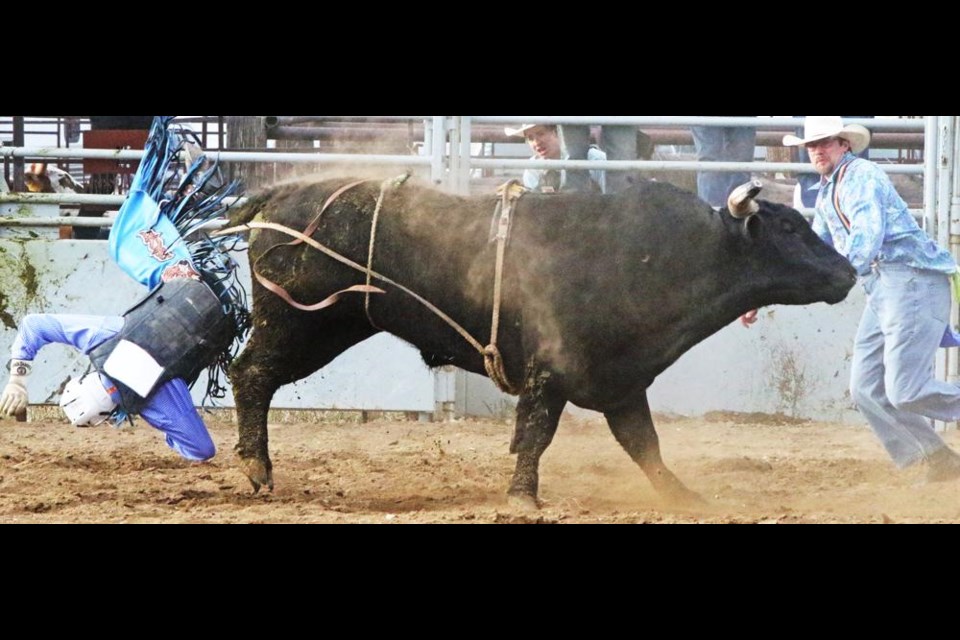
[59,372,117,427]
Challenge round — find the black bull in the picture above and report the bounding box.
[227,177,856,506]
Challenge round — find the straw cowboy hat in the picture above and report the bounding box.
[783,116,871,154]
[504,124,541,137]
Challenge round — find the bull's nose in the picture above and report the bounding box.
[841,266,858,289]
[830,263,857,291]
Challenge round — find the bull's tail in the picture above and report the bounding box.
[227,188,277,227]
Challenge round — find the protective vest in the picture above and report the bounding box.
[89,277,235,413]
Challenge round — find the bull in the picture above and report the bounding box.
[226,177,856,507]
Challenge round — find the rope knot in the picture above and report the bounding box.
[483,344,519,395]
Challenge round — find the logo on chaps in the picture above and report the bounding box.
[161,260,201,282]
[138,229,174,261]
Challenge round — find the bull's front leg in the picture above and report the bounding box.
[604,392,703,505]
[229,341,276,493]
[507,363,567,510]
[229,308,376,493]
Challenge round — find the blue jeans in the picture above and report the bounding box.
[690,124,756,207]
[851,264,956,467]
[561,125,637,193]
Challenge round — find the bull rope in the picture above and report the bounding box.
[483,180,525,394]
[242,179,386,312]
[216,178,523,395]
[363,175,395,333]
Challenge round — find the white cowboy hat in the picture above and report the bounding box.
[783,116,871,154]
[504,124,539,137]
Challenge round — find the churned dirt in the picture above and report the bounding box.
[2,409,959,524]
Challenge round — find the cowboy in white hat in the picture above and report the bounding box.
[790,116,873,208]
[778,116,960,482]
[504,124,564,165]
[783,115,871,170]
[505,123,606,193]
[784,116,871,208]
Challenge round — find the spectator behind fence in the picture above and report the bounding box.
[559,120,640,193]
[793,116,874,208]
[744,115,960,483]
[505,123,606,193]
[690,116,757,208]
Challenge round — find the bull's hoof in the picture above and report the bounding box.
[506,491,540,512]
[662,484,706,508]
[238,456,274,493]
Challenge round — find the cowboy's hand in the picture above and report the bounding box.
[740,309,759,328]
[0,382,28,416]
[0,359,31,417]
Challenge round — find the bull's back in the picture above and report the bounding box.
[238,180,505,354]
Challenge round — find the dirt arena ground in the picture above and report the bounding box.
[2,408,959,524]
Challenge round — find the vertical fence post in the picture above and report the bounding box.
[934,117,955,430]
[457,116,473,195]
[949,118,960,407]
[447,116,461,193]
[924,116,939,234]
[430,116,446,188]
[12,116,25,192]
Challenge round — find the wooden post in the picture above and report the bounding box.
[12,116,25,192]
[226,116,269,191]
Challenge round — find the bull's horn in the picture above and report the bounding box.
[728,180,763,218]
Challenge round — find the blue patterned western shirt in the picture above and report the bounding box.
[812,151,956,277]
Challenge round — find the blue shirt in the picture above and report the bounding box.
[813,152,956,277]
[109,189,196,290]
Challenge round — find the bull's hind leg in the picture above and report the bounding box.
[604,392,704,505]
[507,366,568,510]
[230,316,375,492]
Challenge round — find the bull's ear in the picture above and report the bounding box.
[742,214,761,241]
